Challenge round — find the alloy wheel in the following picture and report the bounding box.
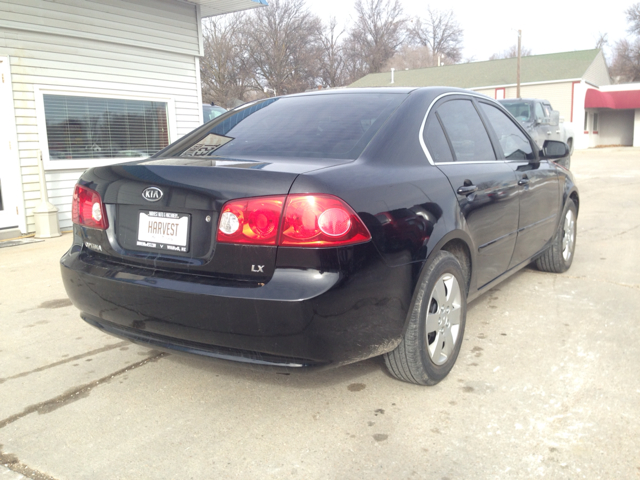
[562,209,576,262]
[425,273,462,365]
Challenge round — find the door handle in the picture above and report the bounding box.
[457,185,478,196]
[546,131,552,135]
[518,177,530,186]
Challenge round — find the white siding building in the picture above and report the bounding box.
[0,0,265,237]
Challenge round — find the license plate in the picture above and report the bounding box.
[137,211,190,252]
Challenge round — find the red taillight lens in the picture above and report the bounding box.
[216,196,285,245]
[280,194,370,247]
[216,194,371,247]
[71,184,108,230]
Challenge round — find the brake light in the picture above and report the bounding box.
[280,194,370,246]
[217,196,285,245]
[72,184,108,230]
[216,194,371,247]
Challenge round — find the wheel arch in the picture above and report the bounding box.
[438,239,472,295]
[413,230,475,306]
[566,137,574,153]
[569,189,579,215]
[398,230,474,349]
[429,229,474,289]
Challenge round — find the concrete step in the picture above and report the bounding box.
[0,227,23,241]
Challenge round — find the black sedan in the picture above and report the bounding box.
[61,87,578,386]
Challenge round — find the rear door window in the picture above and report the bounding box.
[436,99,496,161]
[423,116,454,163]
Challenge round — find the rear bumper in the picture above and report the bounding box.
[61,247,412,368]
[81,314,318,368]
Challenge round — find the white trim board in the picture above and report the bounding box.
[0,56,27,232]
[472,78,581,91]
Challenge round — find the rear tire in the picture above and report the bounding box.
[535,199,577,273]
[384,251,467,386]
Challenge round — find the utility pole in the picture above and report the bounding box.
[517,29,522,98]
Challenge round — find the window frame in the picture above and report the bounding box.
[35,86,178,170]
[420,93,540,165]
[420,94,499,164]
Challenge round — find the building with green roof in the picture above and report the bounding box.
[350,49,608,90]
[350,49,616,150]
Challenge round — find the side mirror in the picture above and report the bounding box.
[550,110,560,126]
[540,140,569,160]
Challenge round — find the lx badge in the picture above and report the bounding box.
[251,265,265,273]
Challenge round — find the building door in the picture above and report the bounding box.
[0,57,20,230]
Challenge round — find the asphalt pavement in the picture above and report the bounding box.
[1,147,639,479]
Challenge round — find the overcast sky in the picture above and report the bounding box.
[306,0,632,62]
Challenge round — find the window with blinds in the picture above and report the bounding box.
[43,95,169,160]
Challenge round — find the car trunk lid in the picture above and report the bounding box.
[79,156,351,280]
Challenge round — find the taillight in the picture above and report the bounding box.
[72,184,108,230]
[217,196,285,245]
[216,194,371,247]
[280,194,370,246]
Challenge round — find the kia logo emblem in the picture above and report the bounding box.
[142,187,163,202]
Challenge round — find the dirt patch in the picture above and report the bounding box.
[38,299,73,309]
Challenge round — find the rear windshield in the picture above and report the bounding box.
[173,93,406,160]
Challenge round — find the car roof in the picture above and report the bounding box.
[287,86,480,98]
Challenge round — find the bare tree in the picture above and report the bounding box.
[408,8,463,63]
[200,14,252,108]
[608,3,640,83]
[244,0,323,95]
[319,17,347,87]
[595,32,609,50]
[343,0,406,82]
[610,37,640,82]
[385,45,437,71]
[626,3,640,35]
[489,45,532,60]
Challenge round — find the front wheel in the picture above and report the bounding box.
[535,199,577,273]
[384,251,467,386]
